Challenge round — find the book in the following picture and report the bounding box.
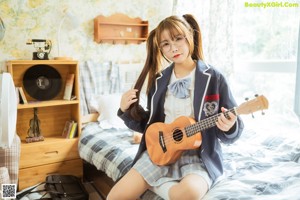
[15,87,20,105]
[18,87,28,104]
[62,120,74,138]
[63,74,75,100]
[68,122,78,139]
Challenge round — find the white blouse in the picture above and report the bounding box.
[164,68,195,124]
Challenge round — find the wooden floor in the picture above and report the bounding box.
[16,160,112,200]
[16,180,103,200]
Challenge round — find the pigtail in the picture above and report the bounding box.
[129,29,160,121]
[127,14,204,121]
[183,14,204,61]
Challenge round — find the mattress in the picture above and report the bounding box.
[79,114,300,200]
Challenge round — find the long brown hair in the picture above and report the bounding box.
[129,14,204,120]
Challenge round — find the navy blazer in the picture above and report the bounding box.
[118,60,244,182]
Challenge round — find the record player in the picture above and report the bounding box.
[26,39,52,60]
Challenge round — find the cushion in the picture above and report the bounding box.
[79,61,121,115]
[90,93,127,129]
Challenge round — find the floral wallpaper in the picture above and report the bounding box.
[0,0,173,71]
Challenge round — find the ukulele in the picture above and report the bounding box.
[146,95,269,166]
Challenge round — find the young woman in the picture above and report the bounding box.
[107,14,244,200]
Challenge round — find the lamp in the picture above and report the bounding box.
[54,8,78,60]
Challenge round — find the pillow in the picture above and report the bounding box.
[90,93,127,130]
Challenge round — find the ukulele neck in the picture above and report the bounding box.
[185,108,237,137]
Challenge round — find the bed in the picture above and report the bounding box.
[78,60,300,199]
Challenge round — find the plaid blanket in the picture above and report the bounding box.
[79,123,136,181]
[79,61,121,115]
[78,122,163,200]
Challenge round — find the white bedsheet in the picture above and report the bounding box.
[79,113,300,200]
[204,114,300,200]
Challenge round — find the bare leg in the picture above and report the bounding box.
[168,174,208,200]
[107,168,150,200]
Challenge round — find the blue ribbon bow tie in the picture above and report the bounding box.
[168,77,191,99]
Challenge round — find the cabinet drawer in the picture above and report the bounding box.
[20,137,80,168]
[18,159,83,191]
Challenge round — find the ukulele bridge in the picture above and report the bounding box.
[159,131,167,153]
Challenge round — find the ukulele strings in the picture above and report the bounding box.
[160,113,221,144]
[160,109,235,145]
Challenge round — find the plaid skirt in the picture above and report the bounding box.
[132,149,212,188]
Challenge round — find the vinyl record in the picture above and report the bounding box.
[23,65,62,100]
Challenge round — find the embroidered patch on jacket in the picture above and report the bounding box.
[203,94,219,117]
[203,101,218,117]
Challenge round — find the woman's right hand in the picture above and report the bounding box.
[120,89,139,112]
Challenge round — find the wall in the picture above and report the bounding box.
[0,0,173,71]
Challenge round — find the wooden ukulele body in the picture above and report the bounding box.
[146,116,202,166]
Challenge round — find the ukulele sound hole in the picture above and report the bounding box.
[173,129,183,142]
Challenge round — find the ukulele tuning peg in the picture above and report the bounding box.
[245,97,249,101]
[261,110,265,115]
[255,94,259,97]
[252,113,255,118]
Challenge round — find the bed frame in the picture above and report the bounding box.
[81,113,115,199]
[81,113,162,200]
[83,160,114,199]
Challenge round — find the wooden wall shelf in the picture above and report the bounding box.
[94,13,148,44]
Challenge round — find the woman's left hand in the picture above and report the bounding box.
[216,107,237,132]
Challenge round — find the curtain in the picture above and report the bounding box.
[294,20,300,118]
[173,0,234,77]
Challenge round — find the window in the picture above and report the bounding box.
[295,22,300,117]
[233,1,299,116]
[174,0,300,116]
[234,2,298,61]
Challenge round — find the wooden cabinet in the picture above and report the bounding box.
[6,60,82,190]
[94,13,148,44]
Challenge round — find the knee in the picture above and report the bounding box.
[107,188,123,200]
[169,190,201,200]
[169,184,206,200]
